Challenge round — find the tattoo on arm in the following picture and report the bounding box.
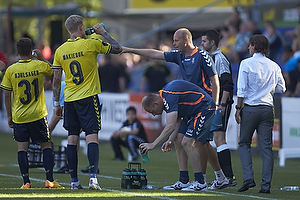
[53,69,62,102]
[102,32,122,54]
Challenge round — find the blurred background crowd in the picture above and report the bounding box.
[1,0,300,98]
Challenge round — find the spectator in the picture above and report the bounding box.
[0,51,7,72]
[285,59,300,97]
[247,19,262,35]
[0,52,7,110]
[140,59,173,93]
[263,21,284,62]
[218,26,230,54]
[219,24,238,58]
[116,55,131,93]
[283,41,300,94]
[229,21,251,63]
[98,55,122,93]
[225,7,242,31]
[110,106,147,161]
[235,35,286,194]
[128,55,148,93]
[281,45,295,86]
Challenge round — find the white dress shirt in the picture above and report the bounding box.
[237,53,286,107]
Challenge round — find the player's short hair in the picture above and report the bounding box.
[126,106,136,114]
[65,15,83,34]
[202,30,220,47]
[16,37,32,56]
[177,28,192,42]
[249,34,270,56]
[142,93,157,109]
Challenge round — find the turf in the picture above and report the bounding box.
[0,131,299,200]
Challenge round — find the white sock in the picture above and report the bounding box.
[90,177,98,183]
[216,144,229,153]
[214,170,225,182]
[203,174,206,183]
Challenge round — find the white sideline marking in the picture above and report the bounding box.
[206,190,279,200]
[1,167,280,200]
[0,173,179,200]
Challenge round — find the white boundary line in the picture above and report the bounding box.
[1,166,280,200]
[0,173,279,200]
[0,173,179,200]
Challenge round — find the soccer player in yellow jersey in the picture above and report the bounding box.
[52,15,122,190]
[0,37,63,189]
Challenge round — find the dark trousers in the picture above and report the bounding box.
[238,105,274,191]
[110,135,145,159]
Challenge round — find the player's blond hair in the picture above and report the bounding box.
[65,15,83,34]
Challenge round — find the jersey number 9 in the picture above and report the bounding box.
[70,60,84,85]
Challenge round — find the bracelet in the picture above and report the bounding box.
[54,101,60,107]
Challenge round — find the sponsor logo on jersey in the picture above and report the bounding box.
[163,98,169,111]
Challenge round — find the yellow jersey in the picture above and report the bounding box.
[0,59,53,123]
[52,37,111,102]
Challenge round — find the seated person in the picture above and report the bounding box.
[110,106,147,161]
[285,59,300,97]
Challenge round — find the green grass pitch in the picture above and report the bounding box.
[0,131,299,200]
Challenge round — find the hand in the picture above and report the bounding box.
[119,46,131,55]
[161,140,172,152]
[220,105,225,116]
[235,109,241,124]
[7,116,13,128]
[139,143,155,154]
[55,106,63,119]
[93,23,106,35]
[32,49,45,61]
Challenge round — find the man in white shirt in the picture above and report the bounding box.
[235,35,286,194]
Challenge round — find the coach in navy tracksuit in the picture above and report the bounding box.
[139,80,228,191]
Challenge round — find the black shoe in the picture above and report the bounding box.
[54,165,69,174]
[238,179,256,192]
[80,166,100,174]
[259,189,270,194]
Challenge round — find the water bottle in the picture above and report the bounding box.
[145,185,159,190]
[85,23,105,35]
[141,152,149,163]
[121,168,132,189]
[138,168,147,189]
[280,186,299,191]
[131,168,139,189]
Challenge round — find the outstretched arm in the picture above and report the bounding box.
[121,46,166,60]
[93,24,122,54]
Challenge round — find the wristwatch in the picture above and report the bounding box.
[235,105,242,110]
[220,103,227,107]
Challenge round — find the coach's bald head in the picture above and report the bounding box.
[142,93,164,116]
